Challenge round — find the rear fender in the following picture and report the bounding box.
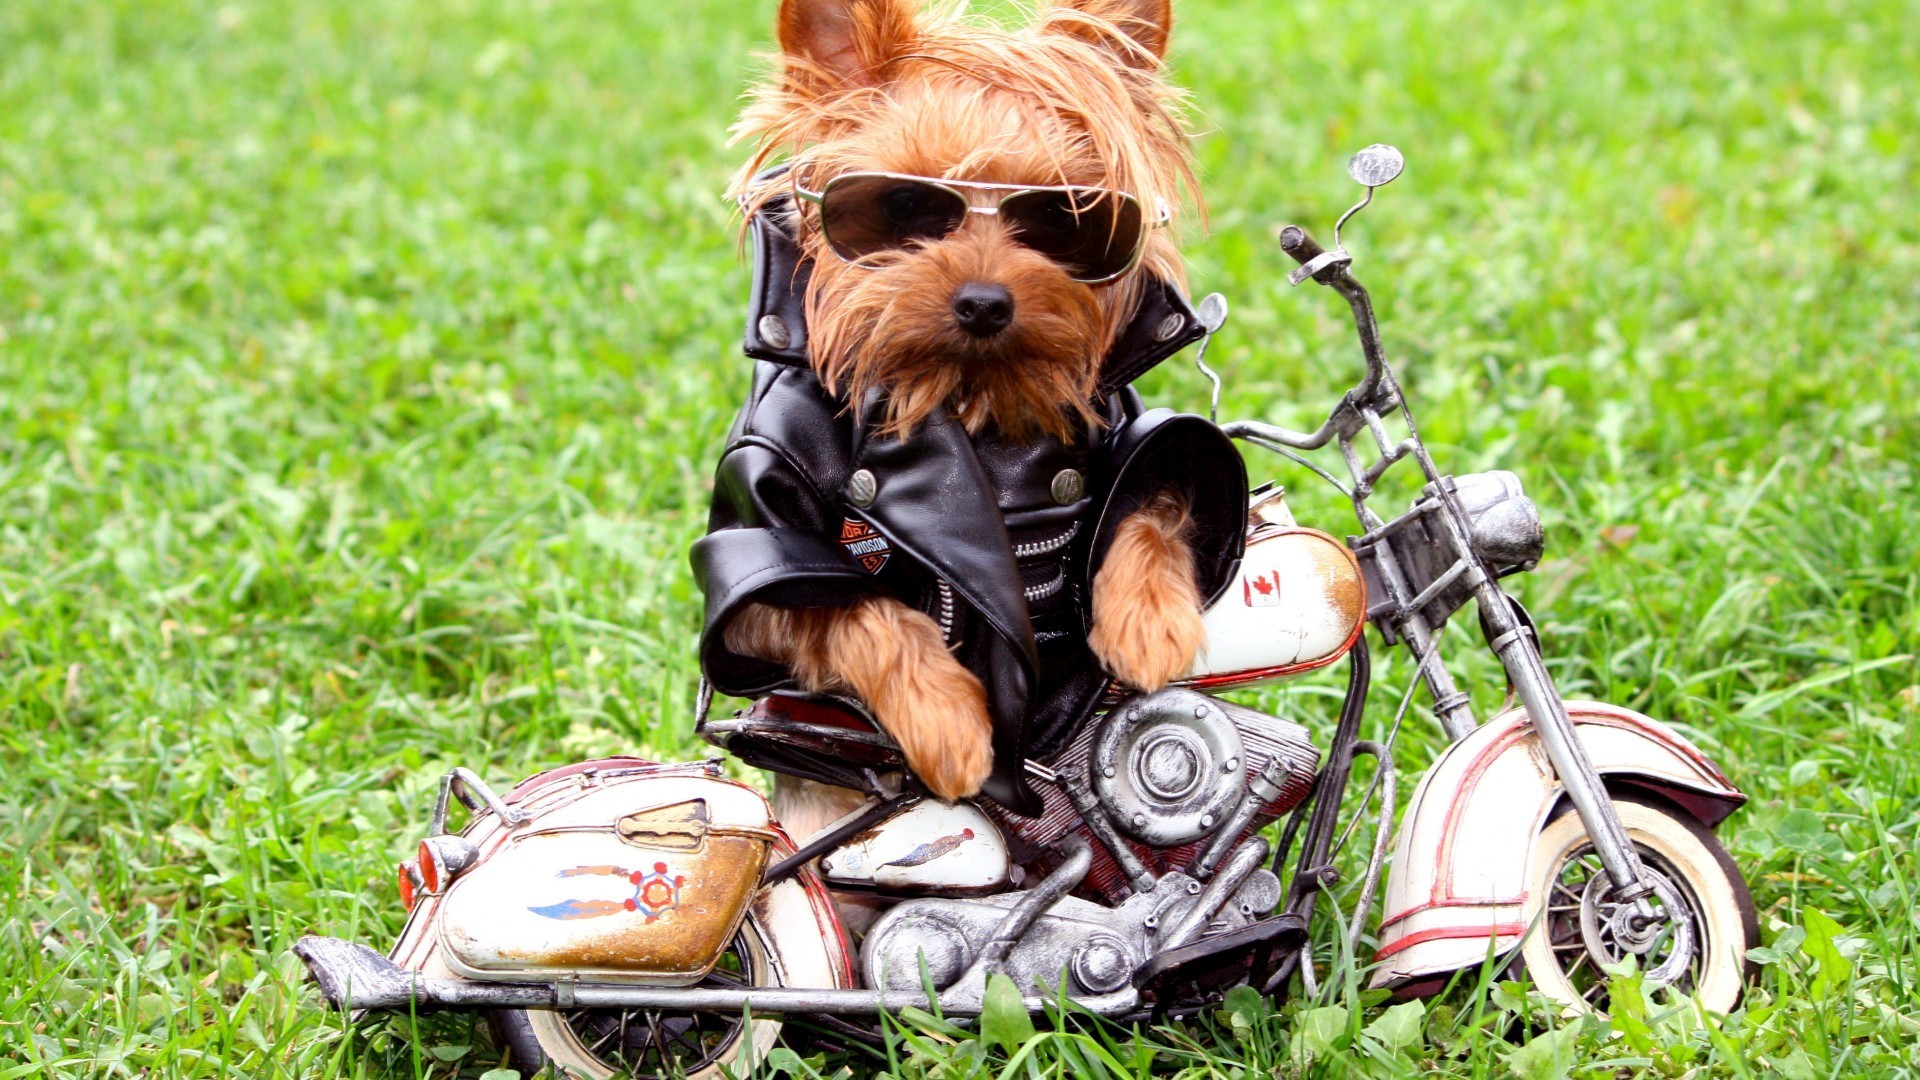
[1369,701,1743,989]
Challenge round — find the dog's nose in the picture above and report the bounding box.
[951,283,1014,338]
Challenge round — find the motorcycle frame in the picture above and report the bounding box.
[1258,639,1378,995]
[1224,225,1655,904]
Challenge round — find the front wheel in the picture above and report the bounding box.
[1516,794,1757,1015]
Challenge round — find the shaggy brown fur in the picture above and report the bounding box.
[806,222,1109,442]
[728,0,1206,805]
[726,597,994,798]
[1087,492,1204,689]
[732,0,1197,441]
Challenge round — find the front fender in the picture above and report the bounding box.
[1369,700,1743,989]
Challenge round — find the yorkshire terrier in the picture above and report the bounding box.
[722,0,1204,835]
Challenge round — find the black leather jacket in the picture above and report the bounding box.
[691,199,1247,814]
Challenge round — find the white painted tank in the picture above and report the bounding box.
[1179,490,1366,690]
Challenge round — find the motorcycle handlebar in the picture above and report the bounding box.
[1278,224,1327,266]
[1222,225,1392,453]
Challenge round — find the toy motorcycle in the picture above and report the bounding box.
[297,145,1757,1079]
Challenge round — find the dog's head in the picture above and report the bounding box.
[735,0,1195,441]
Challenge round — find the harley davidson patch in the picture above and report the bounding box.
[839,517,891,574]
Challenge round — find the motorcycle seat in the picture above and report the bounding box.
[699,691,905,795]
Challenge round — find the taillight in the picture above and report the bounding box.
[417,835,480,894]
[397,860,423,910]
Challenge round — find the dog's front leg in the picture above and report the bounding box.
[1087,492,1206,690]
[726,597,995,800]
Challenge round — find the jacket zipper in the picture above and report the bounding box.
[936,580,956,643]
[1012,522,1079,558]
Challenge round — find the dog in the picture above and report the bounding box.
[711,0,1209,847]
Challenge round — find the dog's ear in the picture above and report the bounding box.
[1047,0,1173,65]
[776,0,918,94]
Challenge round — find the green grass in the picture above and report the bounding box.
[1,0,1915,1075]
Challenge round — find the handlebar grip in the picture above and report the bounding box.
[1278,225,1327,267]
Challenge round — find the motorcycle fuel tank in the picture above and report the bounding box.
[1181,494,1366,689]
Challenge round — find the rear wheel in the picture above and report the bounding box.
[489,919,782,1080]
[1516,794,1756,1015]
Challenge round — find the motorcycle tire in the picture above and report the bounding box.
[1515,793,1757,1015]
[487,917,783,1080]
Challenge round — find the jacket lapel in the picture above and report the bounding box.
[845,393,1039,677]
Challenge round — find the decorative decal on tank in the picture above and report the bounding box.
[839,517,891,573]
[880,828,975,869]
[529,862,686,923]
[1242,569,1283,607]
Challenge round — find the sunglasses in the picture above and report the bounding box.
[793,172,1170,285]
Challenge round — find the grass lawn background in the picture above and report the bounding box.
[2,0,1915,1075]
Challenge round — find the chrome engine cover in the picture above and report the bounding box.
[982,688,1323,904]
[860,866,1282,999]
[863,892,1139,996]
[1093,690,1248,847]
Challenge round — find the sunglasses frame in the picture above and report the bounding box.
[792,171,1171,285]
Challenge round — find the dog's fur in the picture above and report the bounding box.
[725,0,1205,819]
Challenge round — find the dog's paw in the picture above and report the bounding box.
[1088,497,1205,691]
[874,648,995,800]
[814,597,995,800]
[892,695,995,801]
[1089,583,1205,690]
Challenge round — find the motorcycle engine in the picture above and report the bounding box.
[1097,691,1263,846]
[861,689,1317,1004]
[984,687,1321,903]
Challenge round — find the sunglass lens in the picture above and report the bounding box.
[1000,188,1144,281]
[819,175,968,261]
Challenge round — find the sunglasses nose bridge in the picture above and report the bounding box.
[937,206,1013,253]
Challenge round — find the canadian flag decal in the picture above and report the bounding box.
[1242,569,1282,607]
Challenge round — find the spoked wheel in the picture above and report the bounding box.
[490,919,782,1080]
[1517,794,1757,1015]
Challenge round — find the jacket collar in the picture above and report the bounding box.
[742,195,1208,397]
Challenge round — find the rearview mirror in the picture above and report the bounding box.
[1347,144,1405,190]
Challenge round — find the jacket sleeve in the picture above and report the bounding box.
[690,439,879,698]
[1084,409,1248,608]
